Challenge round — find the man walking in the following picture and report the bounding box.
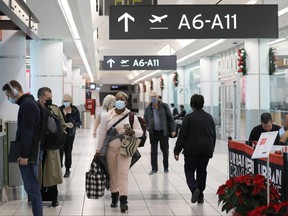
[144,91,176,175]
[174,94,216,204]
[2,80,43,216]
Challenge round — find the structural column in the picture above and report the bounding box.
[245,39,270,137]
[200,57,219,117]
[72,68,85,106]
[0,31,26,121]
[64,57,73,96]
[30,40,64,105]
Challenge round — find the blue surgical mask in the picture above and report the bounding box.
[8,97,17,104]
[151,98,158,104]
[115,100,125,110]
[63,102,71,107]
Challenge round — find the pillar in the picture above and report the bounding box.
[30,40,64,106]
[0,31,26,121]
[64,57,73,96]
[177,67,185,110]
[72,68,82,106]
[245,39,270,137]
[200,57,219,117]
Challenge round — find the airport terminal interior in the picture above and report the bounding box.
[1,0,288,215]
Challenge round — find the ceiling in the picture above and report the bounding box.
[24,0,288,84]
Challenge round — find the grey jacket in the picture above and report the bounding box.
[144,102,176,136]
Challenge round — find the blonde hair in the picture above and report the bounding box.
[102,94,115,110]
[63,94,73,104]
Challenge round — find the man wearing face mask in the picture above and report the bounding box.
[59,94,82,178]
[37,87,66,207]
[144,91,177,175]
[2,80,43,216]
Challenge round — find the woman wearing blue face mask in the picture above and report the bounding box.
[59,94,82,178]
[95,92,143,213]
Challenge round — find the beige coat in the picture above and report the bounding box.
[38,150,63,187]
[38,104,66,187]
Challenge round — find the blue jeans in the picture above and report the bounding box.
[19,163,43,216]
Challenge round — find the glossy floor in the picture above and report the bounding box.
[0,119,233,216]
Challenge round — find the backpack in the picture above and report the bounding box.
[129,113,147,147]
[39,105,66,150]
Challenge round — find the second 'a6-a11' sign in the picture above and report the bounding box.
[109,5,278,39]
[103,56,176,70]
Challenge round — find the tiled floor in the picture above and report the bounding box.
[0,116,233,216]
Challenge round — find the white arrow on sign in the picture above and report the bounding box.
[118,12,135,32]
[107,59,115,68]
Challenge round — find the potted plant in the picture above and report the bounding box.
[217,174,280,215]
[247,201,288,216]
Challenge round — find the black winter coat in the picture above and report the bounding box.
[16,94,41,163]
[174,109,216,158]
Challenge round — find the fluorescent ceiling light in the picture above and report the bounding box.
[177,39,226,64]
[132,70,161,84]
[269,38,286,45]
[57,0,94,82]
[278,7,288,16]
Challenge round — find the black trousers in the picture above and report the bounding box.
[184,154,210,193]
[149,130,169,172]
[60,134,75,170]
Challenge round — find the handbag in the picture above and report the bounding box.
[119,135,141,157]
[130,149,141,168]
[85,159,106,199]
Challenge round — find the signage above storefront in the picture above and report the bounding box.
[109,5,278,39]
[103,55,176,70]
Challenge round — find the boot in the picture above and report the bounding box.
[119,195,128,213]
[110,192,119,208]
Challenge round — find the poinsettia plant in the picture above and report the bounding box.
[217,174,280,215]
[247,201,288,216]
[237,48,247,75]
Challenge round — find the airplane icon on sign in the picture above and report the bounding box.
[120,59,129,64]
[149,14,168,23]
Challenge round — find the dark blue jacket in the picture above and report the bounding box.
[16,94,41,163]
[144,102,176,136]
[59,105,82,136]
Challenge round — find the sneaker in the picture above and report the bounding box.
[191,188,200,203]
[64,170,71,178]
[164,169,169,173]
[198,192,204,204]
[149,170,157,175]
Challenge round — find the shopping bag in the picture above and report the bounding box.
[85,159,106,199]
[119,135,141,157]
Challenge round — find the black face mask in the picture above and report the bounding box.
[45,99,52,107]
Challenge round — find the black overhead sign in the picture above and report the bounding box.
[103,56,176,70]
[109,5,278,39]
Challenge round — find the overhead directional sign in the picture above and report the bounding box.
[109,5,278,39]
[103,56,176,70]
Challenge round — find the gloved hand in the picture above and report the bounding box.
[66,122,73,128]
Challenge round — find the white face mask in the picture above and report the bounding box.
[63,101,71,107]
[115,100,125,110]
[8,96,17,104]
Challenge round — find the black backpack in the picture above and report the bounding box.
[39,105,66,150]
[129,113,147,147]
